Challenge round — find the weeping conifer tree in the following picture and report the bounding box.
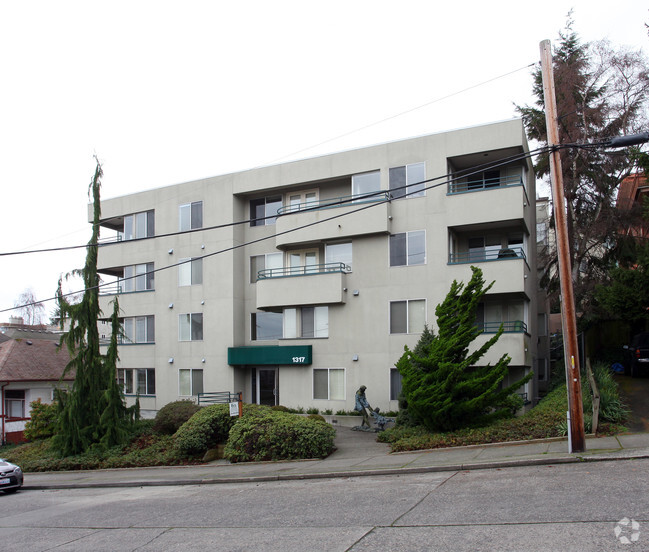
[397,266,532,432]
[54,159,135,456]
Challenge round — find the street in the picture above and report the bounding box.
[1,459,648,551]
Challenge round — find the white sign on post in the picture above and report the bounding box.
[229,401,239,417]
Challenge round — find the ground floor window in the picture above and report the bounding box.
[390,368,402,400]
[4,390,25,418]
[179,369,203,396]
[118,368,155,395]
[313,368,345,400]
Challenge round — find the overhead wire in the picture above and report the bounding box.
[2,145,548,315]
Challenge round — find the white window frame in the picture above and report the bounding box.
[179,258,203,286]
[389,162,426,199]
[123,210,154,240]
[325,242,352,271]
[179,313,203,341]
[313,368,345,400]
[118,368,155,395]
[283,306,328,338]
[179,201,203,232]
[122,315,155,344]
[179,368,204,396]
[389,299,426,334]
[351,170,381,202]
[390,230,426,266]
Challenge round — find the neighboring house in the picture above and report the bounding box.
[93,119,541,417]
[0,336,72,444]
[617,172,648,240]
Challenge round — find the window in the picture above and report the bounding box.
[390,299,425,334]
[325,242,352,270]
[313,368,345,400]
[287,190,318,212]
[123,210,154,240]
[284,306,328,338]
[123,315,155,343]
[179,258,203,286]
[118,368,155,395]
[250,252,283,282]
[288,250,317,274]
[251,311,283,340]
[4,390,25,418]
[250,196,282,226]
[179,369,203,396]
[122,263,154,292]
[352,170,380,201]
[390,231,425,266]
[179,313,203,341]
[179,201,203,231]
[390,368,402,401]
[389,162,425,199]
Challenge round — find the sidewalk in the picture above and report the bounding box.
[22,428,649,491]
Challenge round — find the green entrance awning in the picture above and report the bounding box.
[228,345,312,366]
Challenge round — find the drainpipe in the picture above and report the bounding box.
[1,382,7,446]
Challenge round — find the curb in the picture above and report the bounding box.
[22,451,649,491]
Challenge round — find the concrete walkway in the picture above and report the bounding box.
[20,428,649,491]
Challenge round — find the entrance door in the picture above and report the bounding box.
[257,368,278,406]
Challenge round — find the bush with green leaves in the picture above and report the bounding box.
[307,413,327,423]
[224,408,335,462]
[23,399,58,441]
[153,400,200,435]
[173,403,267,455]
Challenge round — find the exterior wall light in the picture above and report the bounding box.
[168,358,174,364]
[168,303,174,308]
[168,248,174,254]
[352,354,359,361]
[353,290,360,296]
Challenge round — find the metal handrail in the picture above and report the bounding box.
[448,174,523,194]
[449,246,526,264]
[276,191,390,215]
[198,391,239,405]
[257,262,351,280]
[477,320,528,333]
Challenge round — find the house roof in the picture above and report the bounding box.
[0,338,73,382]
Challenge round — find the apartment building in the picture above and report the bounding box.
[94,119,542,417]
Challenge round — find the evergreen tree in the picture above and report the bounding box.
[396,267,531,432]
[516,16,649,317]
[54,159,133,456]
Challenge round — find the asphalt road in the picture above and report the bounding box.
[2,459,648,551]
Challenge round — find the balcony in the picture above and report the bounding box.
[256,263,349,309]
[448,174,523,194]
[275,193,391,248]
[478,320,528,334]
[472,331,531,366]
[449,246,526,265]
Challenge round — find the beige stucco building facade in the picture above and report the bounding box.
[94,119,544,416]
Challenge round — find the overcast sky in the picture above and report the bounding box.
[1,1,648,322]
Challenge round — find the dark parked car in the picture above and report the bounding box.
[624,332,649,378]
[0,459,23,494]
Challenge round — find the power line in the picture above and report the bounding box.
[2,147,546,315]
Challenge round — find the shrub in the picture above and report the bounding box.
[322,409,333,415]
[153,400,200,435]
[271,405,290,412]
[224,409,335,462]
[307,413,327,423]
[23,399,58,441]
[306,407,319,414]
[174,403,266,455]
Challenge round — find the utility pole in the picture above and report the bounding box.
[539,39,586,453]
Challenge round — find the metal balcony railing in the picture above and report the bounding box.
[99,283,123,296]
[257,262,351,280]
[477,320,528,333]
[276,192,390,215]
[448,174,523,194]
[449,246,526,264]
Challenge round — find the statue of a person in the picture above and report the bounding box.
[354,385,372,428]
